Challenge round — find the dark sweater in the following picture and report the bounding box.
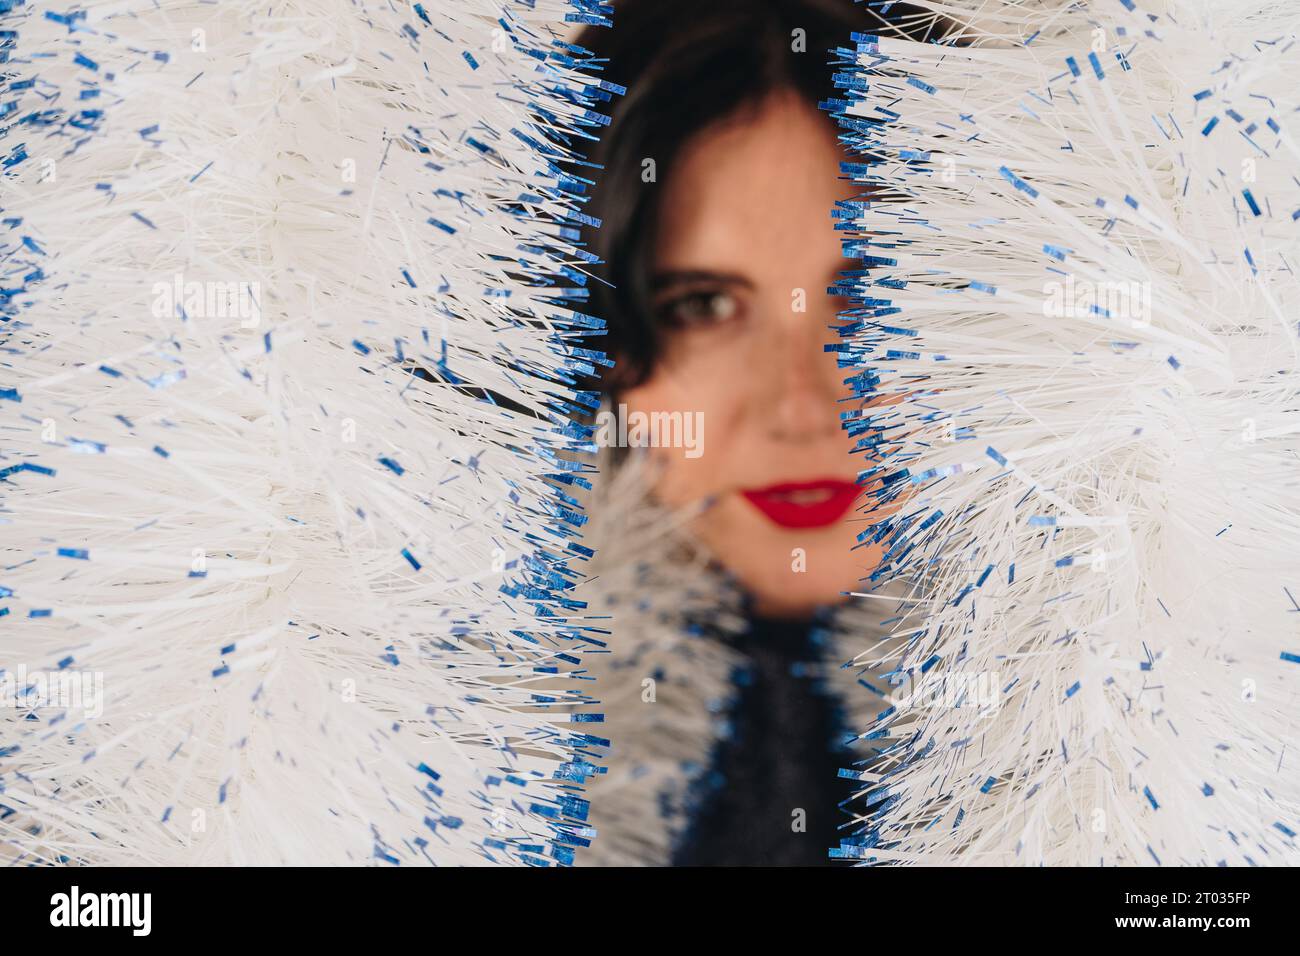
[671,614,849,866]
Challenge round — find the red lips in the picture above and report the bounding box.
[740,479,860,529]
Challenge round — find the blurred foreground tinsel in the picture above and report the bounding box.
[0,0,615,865]
[830,0,1300,864]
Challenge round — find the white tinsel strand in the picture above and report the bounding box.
[0,0,616,866]
[828,0,1300,865]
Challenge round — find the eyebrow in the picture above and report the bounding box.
[650,269,755,292]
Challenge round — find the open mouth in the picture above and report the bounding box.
[739,479,860,529]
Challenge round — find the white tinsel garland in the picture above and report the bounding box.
[0,0,614,866]
[830,0,1300,865]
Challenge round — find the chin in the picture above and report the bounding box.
[724,535,866,619]
[691,497,870,617]
[747,582,852,620]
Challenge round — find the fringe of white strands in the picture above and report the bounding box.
[0,0,615,866]
[827,0,1300,865]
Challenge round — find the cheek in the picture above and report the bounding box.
[619,365,744,505]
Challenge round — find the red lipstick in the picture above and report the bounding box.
[740,479,860,529]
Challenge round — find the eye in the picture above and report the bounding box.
[655,289,742,329]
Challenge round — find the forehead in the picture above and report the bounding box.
[652,93,856,274]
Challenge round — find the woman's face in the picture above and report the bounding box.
[621,92,882,617]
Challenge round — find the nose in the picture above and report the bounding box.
[760,290,843,444]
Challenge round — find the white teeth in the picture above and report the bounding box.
[779,489,834,505]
